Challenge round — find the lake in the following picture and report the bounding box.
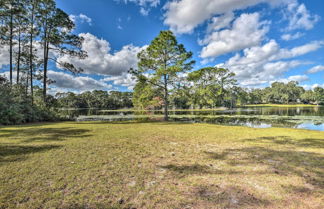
[59,106,324,131]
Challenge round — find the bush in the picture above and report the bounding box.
[0,77,60,125]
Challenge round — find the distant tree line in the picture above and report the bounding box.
[55,91,133,109]
[133,69,324,110]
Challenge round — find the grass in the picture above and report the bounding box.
[242,104,321,107]
[0,122,323,208]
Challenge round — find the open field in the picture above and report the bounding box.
[0,122,323,208]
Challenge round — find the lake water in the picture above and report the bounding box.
[59,106,324,131]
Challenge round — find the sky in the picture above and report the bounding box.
[1,0,324,94]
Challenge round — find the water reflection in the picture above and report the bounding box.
[296,123,324,131]
[58,106,324,131]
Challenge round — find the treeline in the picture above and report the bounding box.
[247,82,324,105]
[53,78,324,112]
[56,91,133,109]
[0,0,85,124]
[134,68,324,110]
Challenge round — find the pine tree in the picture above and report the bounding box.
[132,30,194,121]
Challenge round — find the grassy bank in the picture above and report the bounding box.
[242,104,320,108]
[98,108,227,113]
[0,122,323,208]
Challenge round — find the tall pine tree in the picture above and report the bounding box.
[132,30,194,121]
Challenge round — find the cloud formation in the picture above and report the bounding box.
[200,13,269,59]
[69,14,92,25]
[220,40,323,86]
[284,1,320,31]
[48,70,112,91]
[117,0,160,15]
[57,33,146,77]
[102,73,137,90]
[273,75,309,84]
[307,65,324,74]
[163,0,287,34]
[281,32,304,41]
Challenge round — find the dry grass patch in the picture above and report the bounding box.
[0,121,323,208]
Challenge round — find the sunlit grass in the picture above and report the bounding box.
[0,122,323,208]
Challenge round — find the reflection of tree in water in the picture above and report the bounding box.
[57,107,324,131]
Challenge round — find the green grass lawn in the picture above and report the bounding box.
[0,122,323,209]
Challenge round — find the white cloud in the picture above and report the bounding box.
[102,73,136,90]
[57,33,146,77]
[0,71,17,81]
[274,41,324,60]
[274,74,309,83]
[117,17,123,30]
[302,83,324,90]
[0,41,47,68]
[281,32,304,41]
[140,7,149,16]
[0,45,9,69]
[284,1,320,31]
[200,13,270,59]
[221,39,323,86]
[1,68,114,93]
[48,70,112,91]
[163,0,285,34]
[206,12,235,33]
[163,0,319,34]
[263,60,302,76]
[0,68,115,93]
[116,0,159,15]
[307,65,324,74]
[69,13,92,26]
[121,0,159,7]
[311,84,324,89]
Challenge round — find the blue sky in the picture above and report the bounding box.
[1,0,324,93]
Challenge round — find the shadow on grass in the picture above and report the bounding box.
[205,146,324,188]
[0,144,62,164]
[160,164,241,177]
[0,127,92,142]
[60,203,124,209]
[161,136,323,207]
[192,185,271,208]
[161,164,215,175]
[244,136,324,148]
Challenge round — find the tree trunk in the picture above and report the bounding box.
[9,9,13,85]
[163,74,169,121]
[220,82,224,106]
[43,40,50,103]
[17,27,21,84]
[26,72,28,96]
[29,2,34,105]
